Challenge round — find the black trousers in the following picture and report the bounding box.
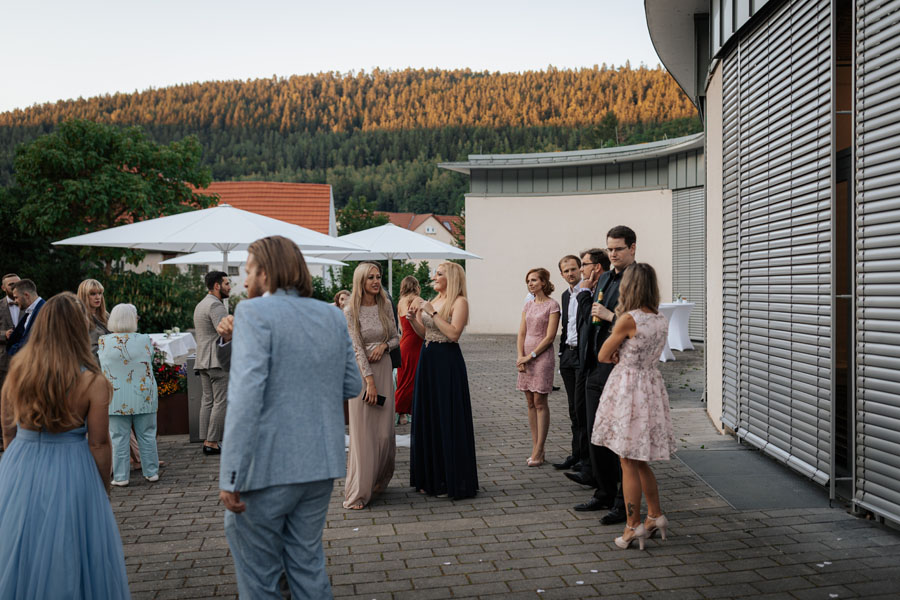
[585,362,624,507]
[559,346,586,463]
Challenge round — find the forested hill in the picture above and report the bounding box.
[0,66,701,214]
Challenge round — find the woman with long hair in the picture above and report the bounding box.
[407,262,478,499]
[516,268,560,467]
[394,275,423,426]
[591,263,675,550]
[98,303,160,486]
[77,278,109,364]
[333,289,350,310]
[0,292,130,598]
[343,263,400,509]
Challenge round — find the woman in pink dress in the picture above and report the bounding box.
[516,268,560,467]
[592,263,675,550]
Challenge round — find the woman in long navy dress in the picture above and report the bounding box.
[0,292,130,599]
[407,262,478,499]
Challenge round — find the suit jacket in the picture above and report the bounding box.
[0,300,15,370]
[7,298,45,357]
[560,289,572,352]
[578,269,625,368]
[219,290,362,493]
[193,294,228,370]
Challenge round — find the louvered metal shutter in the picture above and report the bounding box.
[673,187,707,340]
[722,48,741,432]
[722,0,833,484]
[855,0,900,522]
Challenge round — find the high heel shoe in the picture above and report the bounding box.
[526,456,544,467]
[645,514,669,540]
[614,524,649,550]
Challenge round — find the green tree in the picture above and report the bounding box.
[591,110,620,147]
[336,196,389,235]
[12,119,216,272]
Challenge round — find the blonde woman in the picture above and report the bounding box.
[77,279,109,364]
[395,276,423,425]
[406,262,478,499]
[343,263,400,509]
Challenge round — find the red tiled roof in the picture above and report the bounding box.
[378,212,462,236]
[199,182,333,234]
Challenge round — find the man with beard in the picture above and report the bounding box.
[194,271,231,455]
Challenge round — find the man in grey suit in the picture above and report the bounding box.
[219,236,361,599]
[0,273,20,392]
[193,271,231,455]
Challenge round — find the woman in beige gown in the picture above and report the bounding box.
[343,263,400,509]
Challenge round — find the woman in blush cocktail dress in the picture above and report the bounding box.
[516,268,560,467]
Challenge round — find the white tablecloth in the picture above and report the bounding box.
[149,333,197,365]
[657,302,695,362]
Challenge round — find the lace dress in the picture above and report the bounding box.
[409,311,478,499]
[516,298,560,394]
[591,309,676,461]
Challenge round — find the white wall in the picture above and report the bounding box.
[465,189,674,334]
[705,63,725,432]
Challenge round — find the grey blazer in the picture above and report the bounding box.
[193,294,228,370]
[219,289,362,493]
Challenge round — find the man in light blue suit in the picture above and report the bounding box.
[219,236,362,599]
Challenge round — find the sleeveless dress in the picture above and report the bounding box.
[591,309,676,461]
[410,312,479,499]
[0,425,131,598]
[344,304,399,508]
[395,314,423,415]
[516,298,560,394]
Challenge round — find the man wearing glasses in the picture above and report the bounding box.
[570,226,637,525]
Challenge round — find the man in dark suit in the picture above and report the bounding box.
[7,279,44,357]
[571,226,638,525]
[564,250,608,497]
[554,254,590,471]
[0,273,20,389]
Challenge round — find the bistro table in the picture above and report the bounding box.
[657,302,695,362]
[149,332,197,365]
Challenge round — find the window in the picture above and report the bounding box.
[227,266,239,276]
[425,226,436,234]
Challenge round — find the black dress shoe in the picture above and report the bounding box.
[600,508,627,525]
[564,471,598,487]
[553,455,578,470]
[552,385,560,391]
[202,444,221,455]
[574,496,610,511]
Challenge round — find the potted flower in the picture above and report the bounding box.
[152,344,189,435]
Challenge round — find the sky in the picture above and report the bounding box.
[0,1,661,113]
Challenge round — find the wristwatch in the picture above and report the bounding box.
[531,351,537,359]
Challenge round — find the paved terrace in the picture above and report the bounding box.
[117,335,900,599]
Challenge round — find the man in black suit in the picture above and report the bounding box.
[7,279,44,357]
[570,226,638,525]
[0,273,20,390]
[554,253,601,472]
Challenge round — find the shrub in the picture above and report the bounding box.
[103,270,206,333]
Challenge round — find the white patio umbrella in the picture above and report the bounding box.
[53,204,364,271]
[318,223,481,290]
[159,251,347,268]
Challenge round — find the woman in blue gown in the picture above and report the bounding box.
[407,262,478,499]
[0,292,130,599]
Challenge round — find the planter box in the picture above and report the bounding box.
[158,391,189,435]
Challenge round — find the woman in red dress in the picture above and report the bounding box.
[395,276,424,425]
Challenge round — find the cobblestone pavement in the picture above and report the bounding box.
[116,335,900,599]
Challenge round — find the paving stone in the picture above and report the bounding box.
[103,336,900,598]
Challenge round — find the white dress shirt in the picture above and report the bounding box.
[21,296,42,331]
[566,281,591,347]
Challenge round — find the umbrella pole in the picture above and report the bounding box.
[221,250,229,273]
[388,256,393,297]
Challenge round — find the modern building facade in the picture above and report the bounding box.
[440,135,706,335]
[645,0,900,522]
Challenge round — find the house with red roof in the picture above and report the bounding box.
[201,181,336,236]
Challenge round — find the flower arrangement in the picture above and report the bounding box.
[151,343,187,396]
